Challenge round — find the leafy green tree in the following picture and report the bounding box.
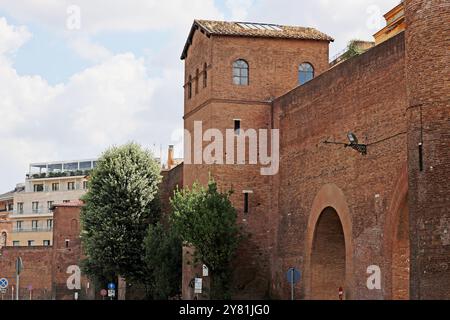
[80,142,162,285]
[142,222,182,299]
[170,180,241,299]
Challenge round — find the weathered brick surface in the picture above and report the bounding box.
[0,205,95,300]
[271,33,408,300]
[405,0,450,299]
[183,27,331,299]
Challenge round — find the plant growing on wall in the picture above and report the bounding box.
[170,180,241,299]
[80,142,162,285]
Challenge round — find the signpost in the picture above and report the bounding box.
[0,278,7,300]
[100,289,107,300]
[286,267,301,300]
[28,285,32,300]
[107,282,116,300]
[194,278,202,294]
[15,257,23,300]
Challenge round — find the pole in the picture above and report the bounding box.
[11,286,14,300]
[291,268,294,301]
[16,274,19,300]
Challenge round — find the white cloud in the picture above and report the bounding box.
[225,0,254,21]
[0,17,31,55]
[0,0,223,35]
[0,17,181,192]
[68,37,113,63]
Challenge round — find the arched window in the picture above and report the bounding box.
[299,62,314,85]
[203,63,208,88]
[195,69,199,94]
[187,75,192,99]
[233,59,249,86]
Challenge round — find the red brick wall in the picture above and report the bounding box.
[405,0,450,299]
[0,205,95,300]
[0,247,53,300]
[183,28,331,299]
[271,33,408,300]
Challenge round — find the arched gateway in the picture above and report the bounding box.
[304,184,353,300]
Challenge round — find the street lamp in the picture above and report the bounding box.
[323,132,367,156]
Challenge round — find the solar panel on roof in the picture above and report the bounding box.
[236,22,283,31]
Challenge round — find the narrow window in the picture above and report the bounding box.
[83,181,88,189]
[52,182,59,191]
[32,201,39,213]
[33,184,44,192]
[47,219,53,230]
[203,63,208,88]
[47,201,54,212]
[65,239,70,248]
[32,220,38,231]
[17,202,24,214]
[298,62,314,85]
[195,69,199,94]
[28,240,35,246]
[187,75,192,99]
[233,59,249,86]
[16,221,23,231]
[244,192,249,214]
[43,240,50,246]
[67,182,75,190]
[234,119,241,135]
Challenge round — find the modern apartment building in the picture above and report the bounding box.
[7,159,96,247]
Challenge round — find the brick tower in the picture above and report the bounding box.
[405,0,450,299]
[181,20,333,298]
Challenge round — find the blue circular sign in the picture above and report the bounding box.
[108,282,115,290]
[0,278,8,289]
[286,268,301,284]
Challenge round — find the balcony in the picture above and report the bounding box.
[26,169,92,180]
[12,227,53,233]
[9,209,53,218]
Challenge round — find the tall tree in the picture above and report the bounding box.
[142,222,182,299]
[80,142,162,285]
[170,180,241,299]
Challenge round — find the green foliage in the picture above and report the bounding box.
[342,39,367,60]
[170,180,240,299]
[80,142,162,284]
[142,223,182,300]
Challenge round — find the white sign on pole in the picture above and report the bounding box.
[202,265,208,277]
[108,289,116,297]
[194,278,202,294]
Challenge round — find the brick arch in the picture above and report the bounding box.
[304,183,354,300]
[383,163,409,300]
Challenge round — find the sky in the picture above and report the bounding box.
[0,0,399,193]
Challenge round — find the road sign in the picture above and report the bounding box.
[108,282,115,290]
[286,268,301,284]
[286,267,301,301]
[108,289,115,297]
[0,278,8,289]
[100,289,107,297]
[202,265,209,277]
[16,257,23,275]
[194,278,202,294]
[0,288,6,294]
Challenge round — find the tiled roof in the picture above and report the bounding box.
[0,190,14,200]
[51,200,84,209]
[181,20,334,59]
